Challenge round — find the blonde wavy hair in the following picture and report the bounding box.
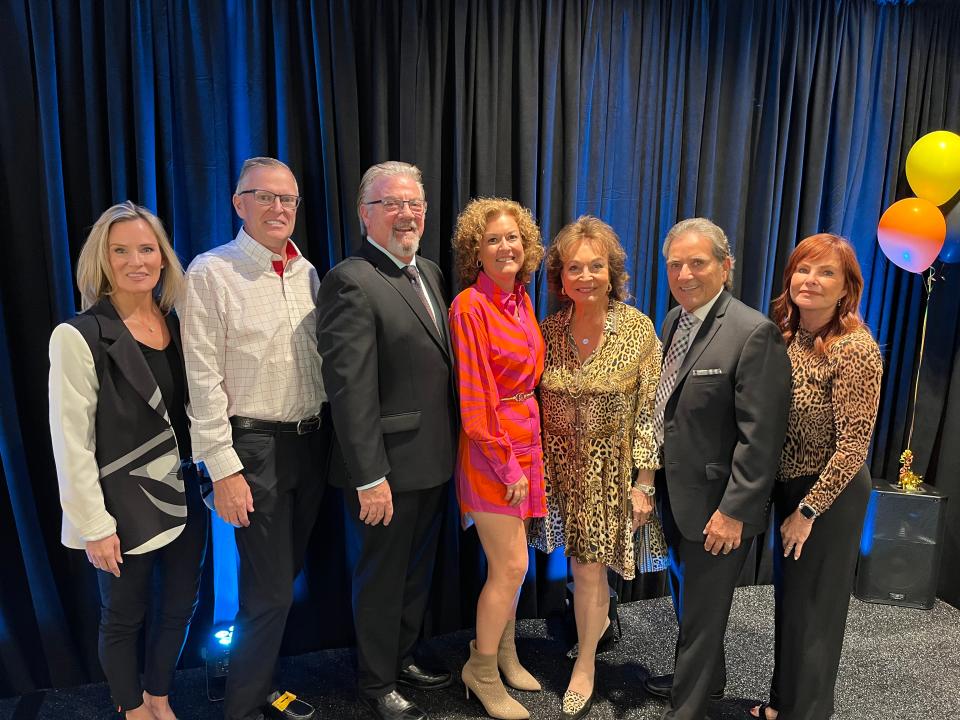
[75,201,184,311]
[451,198,544,289]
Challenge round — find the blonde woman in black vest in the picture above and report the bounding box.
[49,202,207,719]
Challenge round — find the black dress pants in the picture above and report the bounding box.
[97,463,208,712]
[768,467,871,720]
[659,476,749,720]
[344,483,447,699]
[224,409,331,720]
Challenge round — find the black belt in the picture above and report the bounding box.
[230,414,322,435]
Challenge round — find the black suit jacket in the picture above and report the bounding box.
[316,240,458,492]
[659,290,791,541]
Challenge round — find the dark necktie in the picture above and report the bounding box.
[402,265,440,332]
[653,311,698,445]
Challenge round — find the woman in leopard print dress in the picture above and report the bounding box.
[531,216,661,720]
[752,234,883,720]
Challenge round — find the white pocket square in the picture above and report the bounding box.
[691,368,723,376]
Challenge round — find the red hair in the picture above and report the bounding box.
[771,233,865,355]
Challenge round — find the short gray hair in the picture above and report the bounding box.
[356,161,425,236]
[662,217,735,290]
[235,157,296,194]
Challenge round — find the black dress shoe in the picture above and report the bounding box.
[358,690,429,720]
[397,662,453,690]
[643,673,724,702]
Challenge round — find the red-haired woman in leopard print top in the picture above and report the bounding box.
[752,234,882,720]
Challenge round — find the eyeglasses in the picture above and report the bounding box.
[364,197,427,214]
[237,189,302,209]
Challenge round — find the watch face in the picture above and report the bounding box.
[799,504,816,519]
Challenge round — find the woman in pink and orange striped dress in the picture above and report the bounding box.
[449,198,546,720]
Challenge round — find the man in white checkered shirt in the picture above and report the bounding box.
[181,157,329,720]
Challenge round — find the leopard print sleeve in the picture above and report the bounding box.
[802,328,883,514]
[632,311,662,471]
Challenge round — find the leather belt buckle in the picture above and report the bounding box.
[296,415,321,435]
[500,390,535,403]
[232,416,257,431]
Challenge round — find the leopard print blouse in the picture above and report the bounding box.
[529,300,661,579]
[778,325,883,514]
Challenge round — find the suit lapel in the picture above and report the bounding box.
[661,307,681,351]
[674,291,731,387]
[93,299,170,423]
[359,241,449,355]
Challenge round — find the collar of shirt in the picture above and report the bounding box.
[271,240,299,277]
[366,236,417,270]
[475,270,525,314]
[235,227,301,274]
[690,288,724,323]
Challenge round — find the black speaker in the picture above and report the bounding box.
[855,479,947,610]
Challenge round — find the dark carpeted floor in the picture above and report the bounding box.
[2,586,957,720]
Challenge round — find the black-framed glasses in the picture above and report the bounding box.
[364,197,427,214]
[237,189,302,209]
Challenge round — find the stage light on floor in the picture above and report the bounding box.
[201,624,234,702]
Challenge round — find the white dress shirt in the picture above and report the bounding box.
[181,228,325,481]
[690,287,724,324]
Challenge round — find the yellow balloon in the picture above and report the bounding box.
[906,130,960,206]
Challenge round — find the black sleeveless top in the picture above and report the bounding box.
[138,340,191,460]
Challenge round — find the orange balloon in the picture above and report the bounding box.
[877,198,946,273]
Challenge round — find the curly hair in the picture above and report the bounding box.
[451,198,545,289]
[545,215,629,303]
[771,233,867,355]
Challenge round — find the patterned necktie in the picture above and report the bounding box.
[653,311,698,445]
[402,265,440,332]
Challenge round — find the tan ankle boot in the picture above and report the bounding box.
[497,620,541,691]
[462,640,530,719]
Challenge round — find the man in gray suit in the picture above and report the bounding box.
[643,218,791,720]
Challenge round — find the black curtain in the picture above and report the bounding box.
[2,0,960,697]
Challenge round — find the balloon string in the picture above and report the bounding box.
[906,269,935,450]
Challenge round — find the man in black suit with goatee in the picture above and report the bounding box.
[317,161,457,720]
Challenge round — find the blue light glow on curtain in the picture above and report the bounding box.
[2,0,959,696]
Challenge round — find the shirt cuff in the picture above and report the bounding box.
[205,448,244,482]
[357,477,386,491]
[79,513,118,543]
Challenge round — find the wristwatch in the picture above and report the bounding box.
[798,502,819,520]
[632,483,656,497]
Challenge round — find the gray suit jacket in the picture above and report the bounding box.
[660,290,791,541]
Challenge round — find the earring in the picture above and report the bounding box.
[476,259,482,268]
[607,283,613,293]
[559,287,566,296]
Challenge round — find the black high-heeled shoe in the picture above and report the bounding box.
[565,615,621,660]
[749,701,777,720]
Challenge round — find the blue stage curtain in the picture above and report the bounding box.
[1,0,959,696]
